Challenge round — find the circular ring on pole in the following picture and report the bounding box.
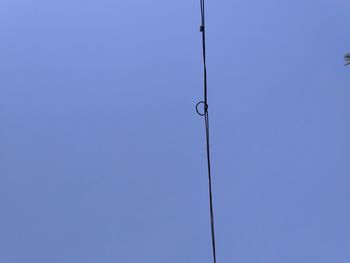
[196,101,207,116]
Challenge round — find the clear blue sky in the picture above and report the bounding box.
[1,0,350,262]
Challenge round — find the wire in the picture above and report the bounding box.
[196,1,217,263]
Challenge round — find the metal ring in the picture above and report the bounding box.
[196,101,207,116]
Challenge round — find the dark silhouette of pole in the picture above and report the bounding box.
[196,1,218,263]
[345,53,350,66]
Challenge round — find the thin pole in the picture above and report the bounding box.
[196,1,217,262]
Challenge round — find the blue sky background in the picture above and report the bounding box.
[1,0,350,262]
